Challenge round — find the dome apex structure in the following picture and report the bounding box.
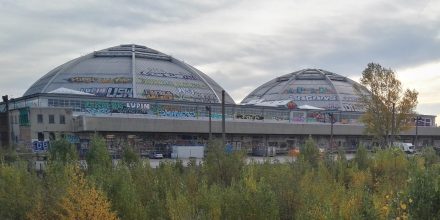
[24,44,235,104]
[241,69,367,111]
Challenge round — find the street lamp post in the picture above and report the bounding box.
[327,112,335,151]
[205,106,212,141]
[391,102,395,147]
[413,116,422,148]
[2,95,9,146]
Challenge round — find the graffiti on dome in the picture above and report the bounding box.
[290,95,337,101]
[136,78,208,89]
[80,87,133,98]
[175,88,218,103]
[342,96,361,102]
[143,89,174,100]
[139,68,199,80]
[284,87,335,94]
[342,103,363,112]
[66,77,132,84]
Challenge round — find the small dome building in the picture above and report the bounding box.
[24,44,235,104]
[241,69,367,111]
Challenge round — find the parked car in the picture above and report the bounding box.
[394,142,415,154]
[149,152,164,159]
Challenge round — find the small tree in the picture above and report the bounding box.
[86,135,112,174]
[355,63,418,147]
[299,136,320,168]
[49,138,77,163]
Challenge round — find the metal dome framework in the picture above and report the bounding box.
[24,44,235,104]
[241,69,367,111]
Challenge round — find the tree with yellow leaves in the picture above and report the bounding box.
[54,165,118,220]
[355,63,418,147]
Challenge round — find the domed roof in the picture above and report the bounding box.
[241,69,367,111]
[24,44,235,104]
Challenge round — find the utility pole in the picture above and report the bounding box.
[414,116,422,148]
[328,113,334,151]
[2,95,9,147]
[205,106,212,141]
[221,90,226,146]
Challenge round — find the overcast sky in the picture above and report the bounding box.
[1,0,439,120]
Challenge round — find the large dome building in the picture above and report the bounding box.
[24,44,235,104]
[241,69,366,111]
[0,44,438,156]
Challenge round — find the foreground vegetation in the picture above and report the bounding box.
[1,136,440,220]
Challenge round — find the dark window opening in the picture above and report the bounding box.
[37,114,43,123]
[49,115,55,124]
[49,132,56,141]
[38,132,44,141]
[59,115,65,124]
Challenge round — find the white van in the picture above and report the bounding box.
[394,142,415,154]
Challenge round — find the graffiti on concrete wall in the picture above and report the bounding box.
[32,140,49,152]
[84,101,123,114]
[151,104,196,118]
[83,101,151,115]
[65,134,80,144]
[236,113,264,120]
[66,77,132,84]
[306,112,325,123]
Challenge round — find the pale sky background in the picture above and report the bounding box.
[1,0,440,122]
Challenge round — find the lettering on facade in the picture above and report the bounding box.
[80,87,133,98]
[126,102,150,110]
[139,68,198,80]
[67,77,132,84]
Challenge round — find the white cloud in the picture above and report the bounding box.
[0,0,439,122]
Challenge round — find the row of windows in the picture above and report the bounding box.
[37,114,65,124]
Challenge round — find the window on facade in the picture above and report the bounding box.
[49,114,55,124]
[59,115,65,124]
[49,132,56,140]
[37,114,43,123]
[38,132,44,141]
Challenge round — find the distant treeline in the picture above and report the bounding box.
[1,136,440,220]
